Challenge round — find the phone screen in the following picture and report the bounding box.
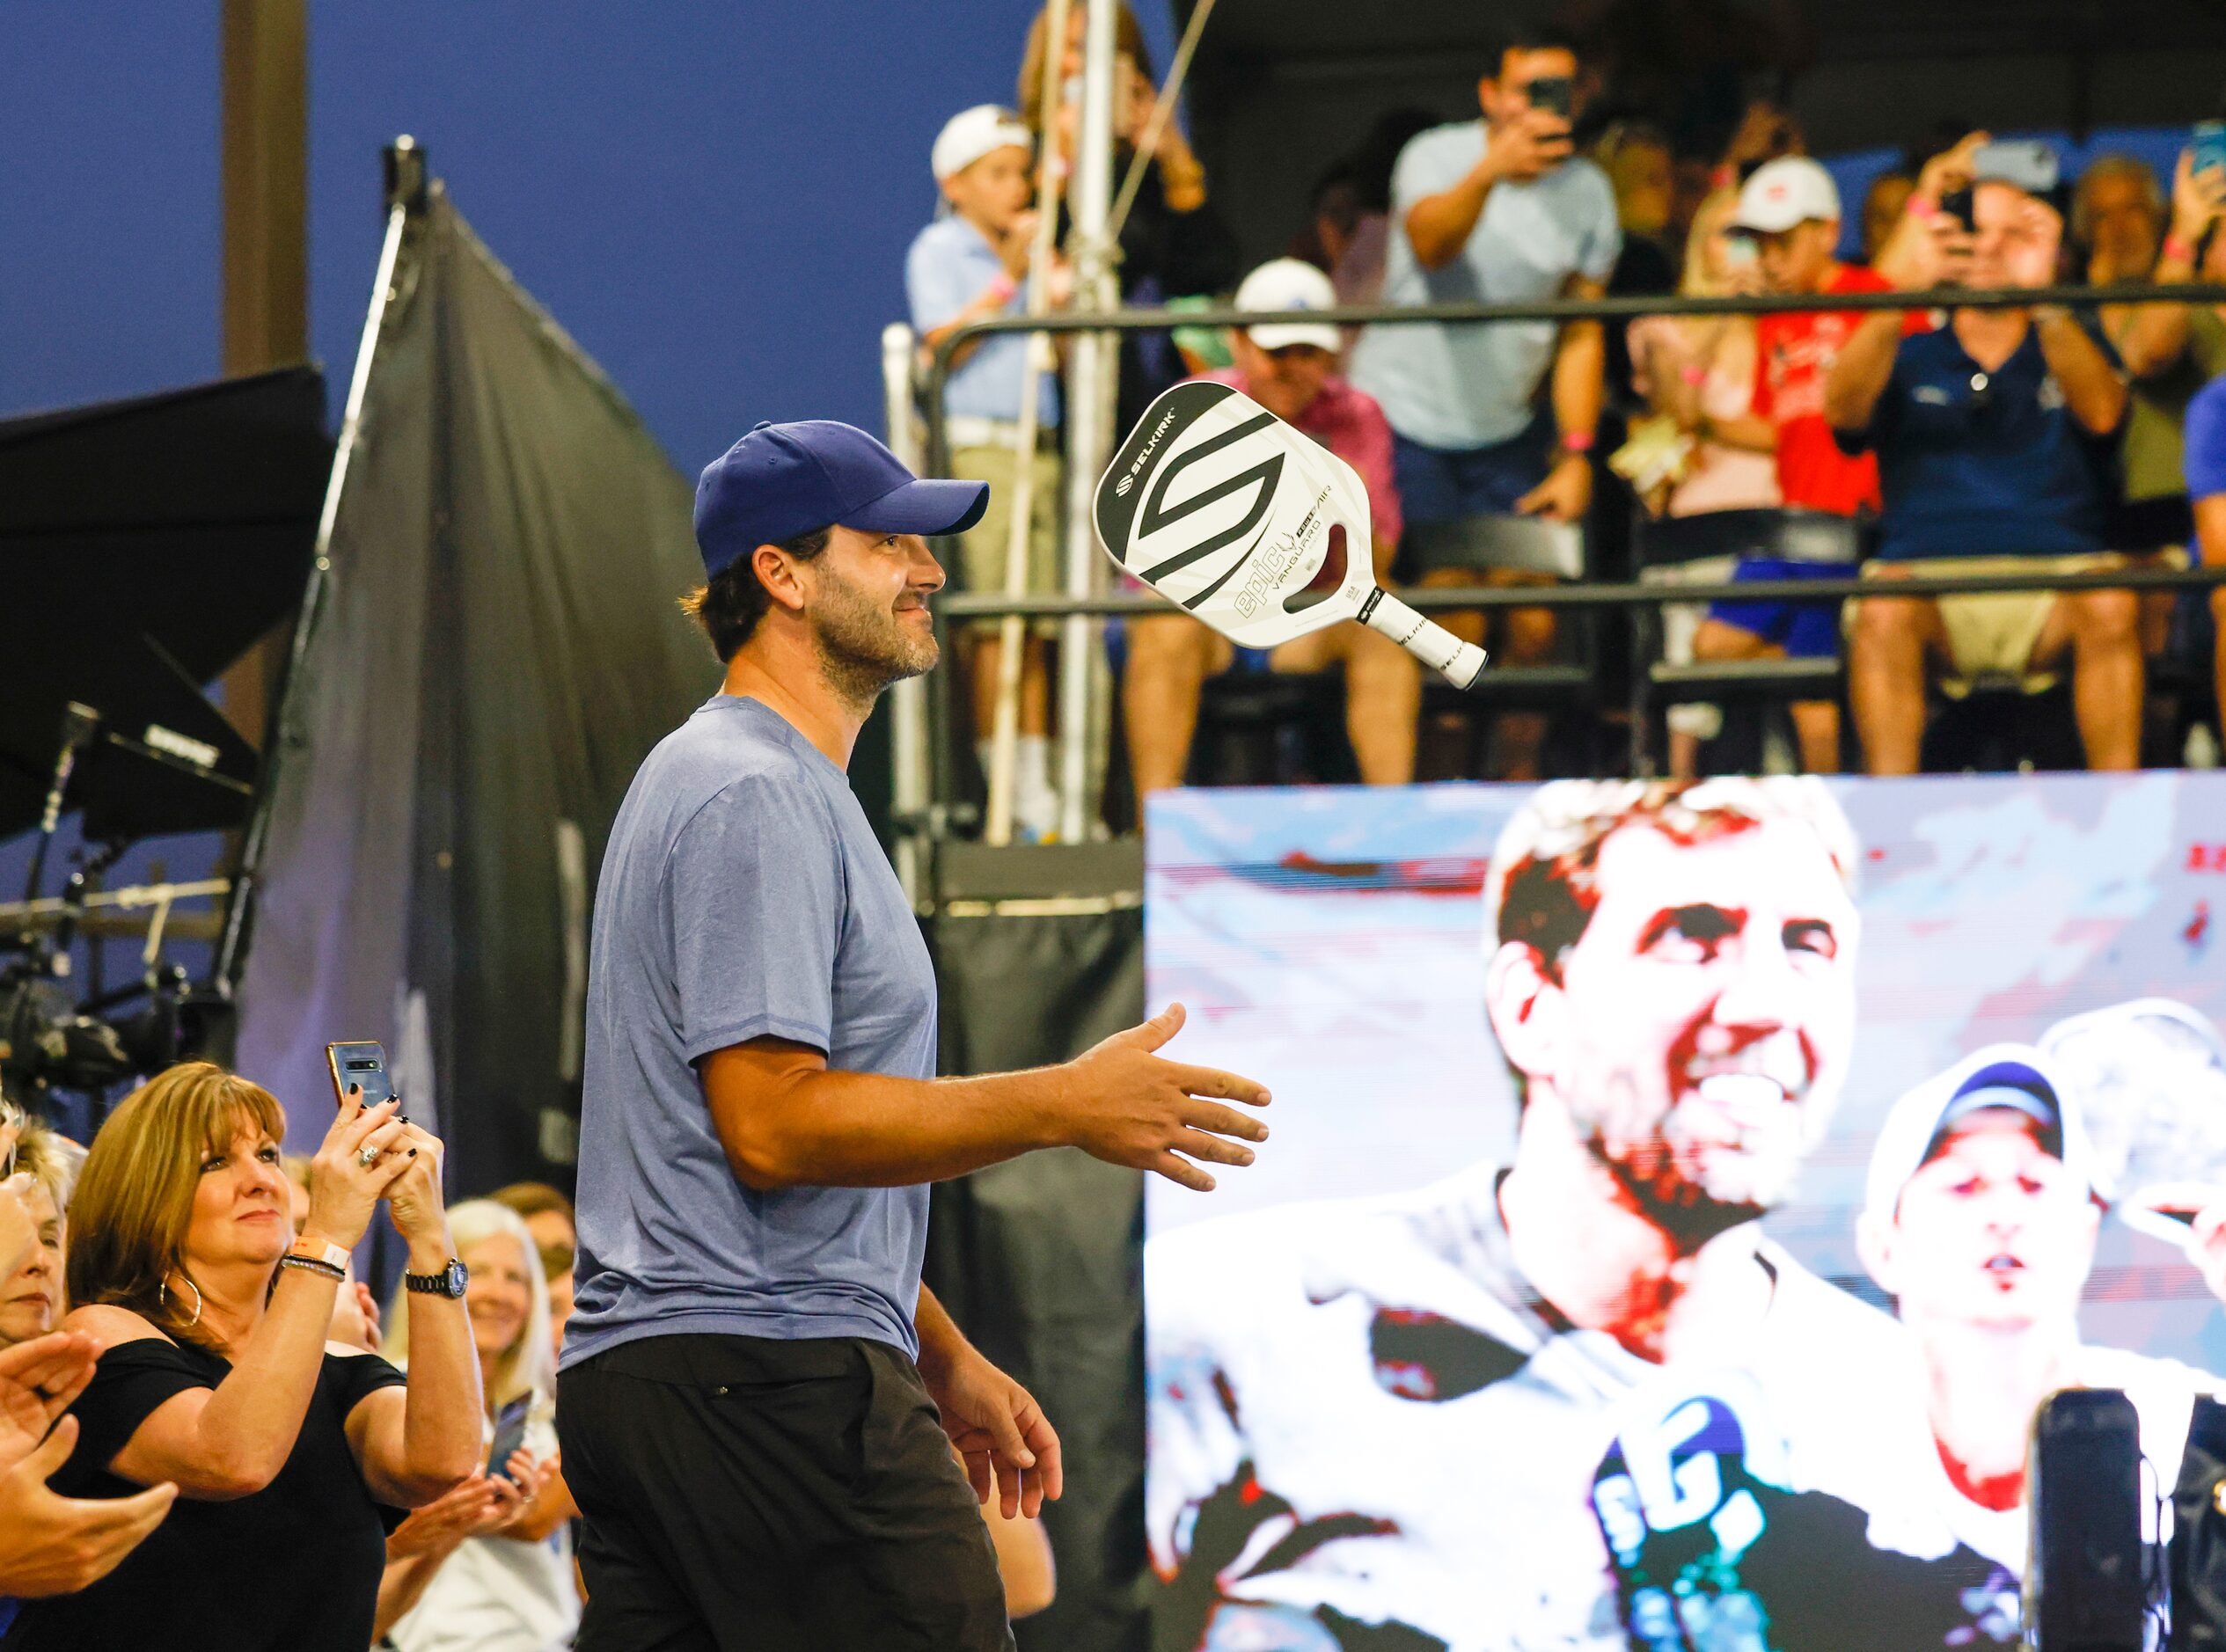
[2197,121,2226,180]
[1527,76,1573,121]
[487,1397,533,1484]
[1940,186,1976,232]
[326,1042,394,1112]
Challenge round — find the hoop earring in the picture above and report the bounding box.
[159,1270,203,1330]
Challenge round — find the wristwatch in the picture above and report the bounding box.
[404,1259,469,1298]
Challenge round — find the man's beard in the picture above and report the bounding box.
[808,564,938,712]
[1589,1130,1768,1252]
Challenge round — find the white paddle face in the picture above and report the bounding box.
[1095,383,1373,650]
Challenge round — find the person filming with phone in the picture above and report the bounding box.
[1348,23,1620,780]
[2,1062,483,1652]
[1830,141,2137,775]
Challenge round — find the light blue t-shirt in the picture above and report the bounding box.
[561,695,939,1367]
[1347,122,1621,451]
[905,213,1062,427]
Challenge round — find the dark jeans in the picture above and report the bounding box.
[557,1333,1014,1652]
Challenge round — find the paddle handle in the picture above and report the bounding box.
[1359,589,1489,690]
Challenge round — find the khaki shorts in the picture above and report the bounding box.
[949,442,1062,635]
[1856,552,2131,697]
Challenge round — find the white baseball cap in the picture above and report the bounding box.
[1863,1044,2094,1228]
[931,105,1032,183]
[1732,157,1842,235]
[1232,259,1343,355]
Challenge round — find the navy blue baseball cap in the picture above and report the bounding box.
[693,420,988,579]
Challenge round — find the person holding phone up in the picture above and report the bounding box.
[1347,22,1622,780]
[2,1063,482,1652]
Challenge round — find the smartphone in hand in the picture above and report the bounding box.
[326,1042,395,1113]
[487,1396,534,1485]
[1527,76,1573,121]
[2196,121,2226,181]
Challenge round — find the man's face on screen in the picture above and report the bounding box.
[1886,1110,2096,1332]
[1549,819,1857,1227]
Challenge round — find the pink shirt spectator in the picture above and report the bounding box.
[1626,317,1781,518]
[1199,368,1403,550]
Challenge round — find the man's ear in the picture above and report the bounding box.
[1476,74,1499,122]
[1483,939,1564,1085]
[751,543,808,616]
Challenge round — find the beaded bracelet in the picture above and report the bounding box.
[279,1254,346,1283]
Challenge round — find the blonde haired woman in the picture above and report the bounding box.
[382,1198,580,1652]
[1622,186,1786,778]
[7,1063,481,1652]
[0,1105,85,1351]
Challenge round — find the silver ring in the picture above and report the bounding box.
[355,1145,381,1168]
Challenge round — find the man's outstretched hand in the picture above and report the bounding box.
[928,1349,1063,1522]
[1057,1003,1270,1193]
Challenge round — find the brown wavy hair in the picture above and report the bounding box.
[1016,2,1153,132]
[67,1063,287,1349]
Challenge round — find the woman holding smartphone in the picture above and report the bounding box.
[1,1062,481,1652]
[381,1200,579,1652]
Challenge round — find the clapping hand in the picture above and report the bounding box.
[384,1469,525,1559]
[0,1417,175,1597]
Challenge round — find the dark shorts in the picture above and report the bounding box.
[1392,420,1553,522]
[557,1334,1014,1652]
[1707,558,1843,659]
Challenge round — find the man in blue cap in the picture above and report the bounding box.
[554,420,1270,1650]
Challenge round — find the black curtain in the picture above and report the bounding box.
[236,185,716,1192]
[926,906,1149,1652]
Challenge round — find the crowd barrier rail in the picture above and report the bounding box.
[883,281,2226,883]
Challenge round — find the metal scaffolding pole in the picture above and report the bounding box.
[879,321,932,906]
[1054,0,1122,844]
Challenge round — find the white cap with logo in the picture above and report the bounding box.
[931,106,1033,183]
[1232,258,1342,354]
[1732,156,1842,235]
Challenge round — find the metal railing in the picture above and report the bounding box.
[885,280,2226,885]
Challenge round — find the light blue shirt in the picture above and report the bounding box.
[1348,122,1621,451]
[563,696,939,1366]
[906,214,1062,427]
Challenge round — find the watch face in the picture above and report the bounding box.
[443,1260,469,1297]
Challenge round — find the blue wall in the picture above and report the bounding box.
[3,1,1174,470]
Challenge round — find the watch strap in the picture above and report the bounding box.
[404,1261,467,1297]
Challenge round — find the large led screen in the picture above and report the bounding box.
[1144,774,2226,1652]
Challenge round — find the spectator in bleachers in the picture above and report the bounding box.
[1348,23,1620,779]
[1622,186,1783,777]
[2178,372,2226,735]
[1643,156,1894,774]
[1829,146,2135,775]
[1124,259,1418,793]
[907,104,1065,844]
[1019,1,1241,435]
[2085,150,2226,680]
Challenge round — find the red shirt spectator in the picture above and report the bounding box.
[1753,262,1891,515]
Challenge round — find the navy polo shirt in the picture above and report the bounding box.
[1844,318,2122,562]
